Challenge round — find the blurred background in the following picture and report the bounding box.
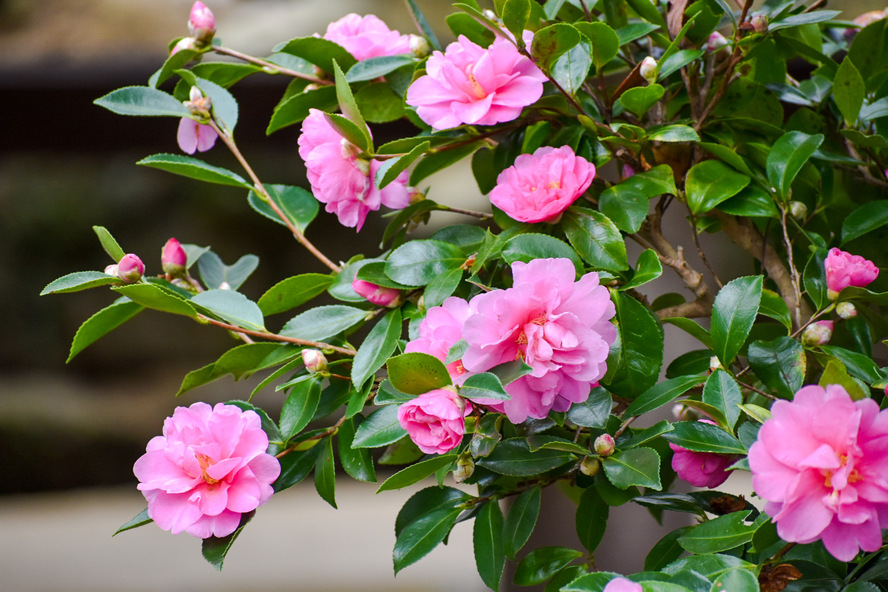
[0,0,882,590]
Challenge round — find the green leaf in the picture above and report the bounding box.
[176,343,292,396]
[678,510,756,553]
[766,131,824,201]
[747,337,806,399]
[566,387,613,428]
[410,142,482,185]
[396,486,470,537]
[576,22,620,73]
[93,225,126,262]
[532,23,581,72]
[602,447,661,489]
[352,308,402,391]
[94,86,190,117]
[460,372,511,401]
[619,84,665,117]
[502,0,531,41]
[710,568,759,592]
[280,305,367,342]
[605,292,664,399]
[657,49,705,80]
[113,508,152,536]
[576,486,609,553]
[841,201,888,245]
[834,57,865,126]
[385,240,466,287]
[267,85,338,133]
[477,438,574,476]
[68,301,143,362]
[377,454,456,493]
[598,184,648,234]
[819,345,883,383]
[562,208,629,271]
[352,405,408,448]
[337,416,376,483]
[190,289,265,332]
[711,275,763,366]
[280,376,322,440]
[624,375,705,417]
[196,252,258,291]
[274,444,323,492]
[387,352,452,395]
[645,124,700,143]
[137,153,251,188]
[195,75,239,132]
[274,36,357,74]
[374,141,429,190]
[685,160,750,215]
[514,546,584,587]
[769,10,841,32]
[394,506,462,574]
[356,82,407,124]
[258,273,332,316]
[503,486,541,559]
[759,288,792,331]
[247,184,319,234]
[422,267,463,309]
[503,233,585,273]
[323,112,370,153]
[314,436,337,508]
[40,271,120,295]
[201,512,254,571]
[664,421,746,454]
[624,0,667,29]
[662,317,712,348]
[113,283,197,318]
[474,500,506,591]
[703,370,742,430]
[346,55,417,83]
[645,527,691,571]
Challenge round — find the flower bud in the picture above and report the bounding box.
[104,264,119,276]
[709,356,724,371]
[170,37,197,56]
[802,320,834,347]
[640,57,658,84]
[672,403,692,421]
[594,433,615,457]
[750,14,768,34]
[188,1,216,45]
[302,349,328,374]
[409,34,431,58]
[788,201,808,220]
[352,277,402,308]
[706,31,729,52]
[161,238,188,277]
[117,254,145,283]
[580,456,601,477]
[453,453,475,483]
[837,301,858,319]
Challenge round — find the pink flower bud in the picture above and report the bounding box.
[302,349,328,374]
[639,57,658,83]
[837,301,858,319]
[706,31,729,52]
[802,320,834,346]
[352,276,401,308]
[594,433,615,456]
[188,2,216,44]
[750,14,768,33]
[161,238,188,277]
[170,37,197,56]
[117,254,145,283]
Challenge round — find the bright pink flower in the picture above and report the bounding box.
[398,389,470,455]
[489,146,595,223]
[352,277,401,307]
[405,297,471,384]
[177,117,218,154]
[603,578,643,592]
[322,14,411,61]
[749,384,888,561]
[825,248,879,298]
[406,35,546,130]
[117,253,145,283]
[189,2,216,35]
[134,402,280,539]
[462,258,616,423]
[669,420,738,488]
[161,238,187,277]
[297,109,410,231]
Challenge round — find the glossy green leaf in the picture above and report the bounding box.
[514,546,584,587]
[577,22,620,72]
[769,10,841,32]
[532,23,581,72]
[94,86,190,117]
[68,301,143,362]
[502,0,531,41]
[834,57,865,126]
[410,142,481,185]
[624,0,667,28]
[176,343,292,396]
[504,486,541,559]
[711,275,763,366]
[645,527,691,571]
[280,376,322,440]
[40,271,120,295]
[337,416,376,483]
[352,405,408,449]
[619,84,665,117]
[93,225,126,262]
[662,317,712,348]
[602,447,661,490]
[404,0,442,50]
[598,184,648,234]
[460,372,511,401]
[622,420,674,449]
[703,370,742,430]
[819,360,869,401]
[196,252,258,291]
[664,420,745,454]
[576,486,609,553]
[393,507,462,574]
[113,508,152,536]
[747,337,806,399]
[710,568,759,592]
[759,288,792,331]
[346,55,416,83]
[137,153,250,188]
[624,375,705,417]
[314,436,337,508]
[685,160,750,215]
[605,292,664,399]
[562,208,629,271]
[274,445,323,492]
[113,283,197,318]
[352,308,401,390]
[323,111,370,153]
[387,352,452,395]
[374,141,429,190]
[201,512,253,571]
[385,239,466,287]
[477,438,574,476]
[766,131,823,201]
[474,500,506,591]
[645,124,700,143]
[274,36,357,73]
[678,510,756,553]
[841,201,888,245]
[503,233,586,273]
[280,305,367,342]
[551,40,593,95]
[377,454,456,493]
[819,345,883,383]
[267,85,338,133]
[247,184,319,234]
[258,273,332,316]
[191,289,265,332]
[566,387,613,428]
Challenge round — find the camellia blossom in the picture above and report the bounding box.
[406,35,546,130]
[670,420,738,488]
[322,14,411,61]
[405,296,471,384]
[462,258,617,423]
[825,248,879,298]
[352,276,401,308]
[134,402,281,539]
[489,146,595,223]
[748,384,888,561]
[297,109,411,231]
[397,388,471,455]
[603,578,643,592]
[117,253,145,283]
[177,117,218,154]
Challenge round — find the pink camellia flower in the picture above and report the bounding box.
[462,258,617,423]
[489,146,595,223]
[825,247,879,298]
[405,297,471,384]
[669,420,739,488]
[297,109,411,231]
[177,117,218,154]
[161,238,188,277]
[322,14,411,61]
[117,253,145,283]
[352,276,401,308]
[748,384,888,561]
[188,2,216,37]
[603,577,643,592]
[134,402,281,538]
[397,388,471,455]
[406,35,546,130]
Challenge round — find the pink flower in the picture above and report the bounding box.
[134,402,281,539]
[352,276,401,307]
[825,248,879,298]
[397,388,470,455]
[322,14,411,61]
[489,146,595,223]
[462,258,617,423]
[406,35,546,130]
[297,109,410,231]
[117,253,145,283]
[748,384,888,561]
[161,238,187,277]
[405,297,471,384]
[177,117,218,154]
[670,420,738,488]
[603,578,643,592]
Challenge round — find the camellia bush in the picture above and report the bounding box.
[41,0,888,590]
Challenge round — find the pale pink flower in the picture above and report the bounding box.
[352,276,401,307]
[603,578,642,592]
[161,238,187,277]
[134,402,281,538]
[825,248,879,298]
[297,109,410,231]
[406,35,546,130]
[322,14,411,61]
[117,253,145,283]
[462,258,617,423]
[398,388,470,454]
[489,146,595,223]
[405,297,471,384]
[749,384,888,561]
[177,117,218,154]
[669,420,738,488]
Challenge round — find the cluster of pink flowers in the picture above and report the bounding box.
[134,402,280,539]
[670,420,738,488]
[825,248,879,298]
[749,384,888,561]
[322,14,412,61]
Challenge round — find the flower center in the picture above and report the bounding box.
[822,453,863,489]
[196,453,221,485]
[467,69,486,99]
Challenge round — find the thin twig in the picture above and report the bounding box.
[201,315,357,356]
[213,45,331,85]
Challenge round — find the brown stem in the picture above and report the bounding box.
[200,315,358,356]
[736,380,778,400]
[276,415,348,459]
[212,46,331,85]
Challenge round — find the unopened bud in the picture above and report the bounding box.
[707,31,729,52]
[218,281,231,290]
[352,277,401,308]
[104,264,119,276]
[409,189,426,205]
[580,456,601,477]
[621,164,635,180]
[788,201,808,220]
[593,433,615,457]
[161,238,188,277]
[837,301,858,319]
[672,403,693,421]
[302,349,328,373]
[170,37,197,56]
[453,453,475,483]
[802,320,834,346]
[409,34,431,58]
[709,356,724,371]
[482,9,497,21]
[117,254,145,283]
[188,1,216,45]
[750,14,768,34]
[640,57,658,84]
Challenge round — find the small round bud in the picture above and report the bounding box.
[170,37,197,56]
[352,277,402,308]
[580,457,601,477]
[672,403,691,421]
[837,301,858,319]
[161,237,188,277]
[453,453,475,483]
[750,14,768,34]
[302,349,328,374]
[639,57,658,84]
[482,9,497,21]
[409,34,431,58]
[709,356,724,371]
[104,264,119,276]
[802,320,834,347]
[188,1,216,46]
[117,254,145,283]
[706,31,729,52]
[594,433,615,457]
[788,201,808,220]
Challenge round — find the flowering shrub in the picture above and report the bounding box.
[40,0,888,589]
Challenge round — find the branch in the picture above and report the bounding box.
[212,46,331,85]
[200,315,358,356]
